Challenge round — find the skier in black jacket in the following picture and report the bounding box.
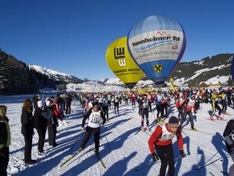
[33,100,48,155]
[223,119,234,156]
[223,119,234,176]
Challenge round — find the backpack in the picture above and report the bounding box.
[50,102,63,120]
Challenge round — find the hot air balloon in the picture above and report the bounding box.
[127,15,186,86]
[106,36,144,89]
[230,54,234,81]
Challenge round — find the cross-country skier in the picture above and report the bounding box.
[138,94,150,131]
[79,103,106,155]
[154,90,164,124]
[210,90,223,120]
[148,116,186,176]
[181,96,197,130]
[223,119,234,175]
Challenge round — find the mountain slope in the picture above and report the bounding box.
[0,50,83,94]
[29,65,83,84]
[171,53,233,87]
[0,48,233,94]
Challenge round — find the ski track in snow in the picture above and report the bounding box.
[0,95,233,176]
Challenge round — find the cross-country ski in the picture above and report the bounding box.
[59,149,83,168]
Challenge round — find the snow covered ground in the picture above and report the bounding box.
[0,94,233,176]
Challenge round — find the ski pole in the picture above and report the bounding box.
[101,126,112,151]
[209,171,215,176]
[60,149,82,168]
[196,153,230,170]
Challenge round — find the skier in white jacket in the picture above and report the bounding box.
[79,103,106,155]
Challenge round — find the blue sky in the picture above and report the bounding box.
[0,0,233,80]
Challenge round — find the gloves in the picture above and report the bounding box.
[152,153,160,162]
[180,150,186,158]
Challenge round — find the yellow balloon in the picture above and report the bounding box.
[106,36,144,89]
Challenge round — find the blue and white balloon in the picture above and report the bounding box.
[127,15,186,86]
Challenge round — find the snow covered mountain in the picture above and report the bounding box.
[0,50,84,94]
[58,53,234,93]
[29,65,83,84]
[1,49,233,94]
[171,53,233,87]
[104,53,234,89]
[30,53,233,90]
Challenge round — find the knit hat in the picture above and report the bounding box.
[168,116,180,128]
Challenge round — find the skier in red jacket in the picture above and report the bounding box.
[148,116,186,176]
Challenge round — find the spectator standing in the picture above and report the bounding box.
[47,99,59,147]
[21,98,36,165]
[65,94,72,114]
[33,100,48,155]
[0,105,11,176]
[113,95,120,114]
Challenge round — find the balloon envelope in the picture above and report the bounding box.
[106,36,144,89]
[127,15,186,85]
[231,54,234,81]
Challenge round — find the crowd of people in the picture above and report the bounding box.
[0,92,73,173]
[77,87,234,175]
[1,87,234,175]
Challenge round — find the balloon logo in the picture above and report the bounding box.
[127,15,186,85]
[106,36,144,89]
